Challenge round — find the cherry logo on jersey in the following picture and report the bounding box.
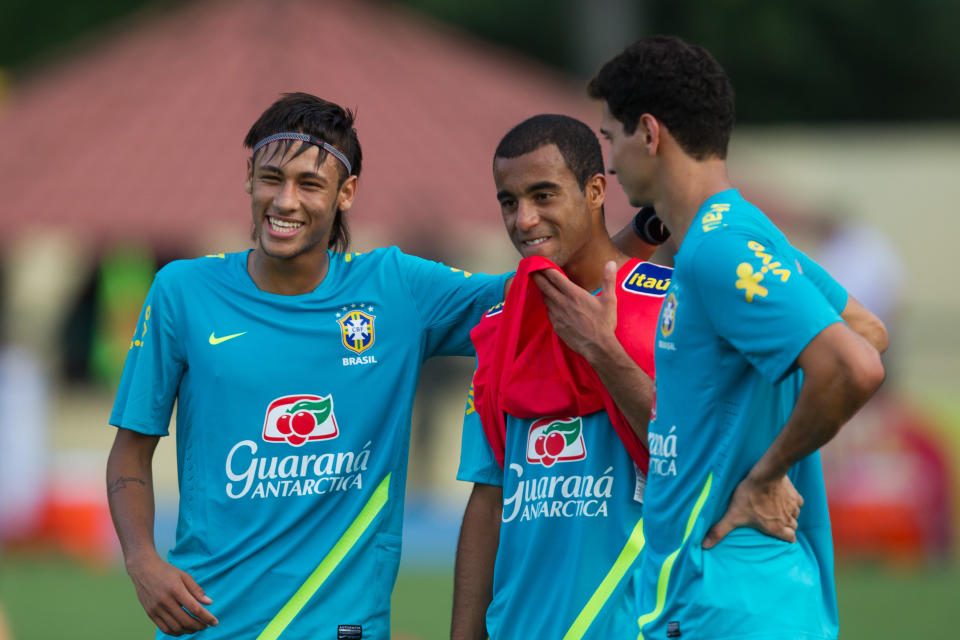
[262,394,339,447]
[526,417,586,467]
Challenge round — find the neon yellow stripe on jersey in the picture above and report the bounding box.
[637,473,712,640]
[562,516,645,640]
[256,474,391,640]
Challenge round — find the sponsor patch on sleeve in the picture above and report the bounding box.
[621,262,672,297]
[484,301,505,317]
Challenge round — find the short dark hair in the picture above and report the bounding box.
[244,92,363,253]
[494,114,605,191]
[588,36,735,160]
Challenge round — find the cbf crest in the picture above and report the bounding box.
[337,305,375,354]
[660,292,677,337]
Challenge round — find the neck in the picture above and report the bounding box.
[248,247,330,295]
[652,156,732,248]
[562,230,628,292]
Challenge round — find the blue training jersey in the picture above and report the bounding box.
[110,248,507,640]
[637,190,848,640]
[459,386,646,638]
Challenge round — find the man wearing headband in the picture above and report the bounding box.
[105,92,513,640]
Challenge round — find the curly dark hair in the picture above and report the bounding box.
[587,36,735,160]
[244,92,362,253]
[494,114,605,191]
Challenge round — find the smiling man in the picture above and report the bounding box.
[105,92,510,640]
[451,115,669,640]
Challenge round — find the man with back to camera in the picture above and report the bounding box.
[582,37,887,639]
[106,92,665,639]
[451,114,670,639]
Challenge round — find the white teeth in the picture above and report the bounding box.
[523,237,549,246]
[268,217,304,231]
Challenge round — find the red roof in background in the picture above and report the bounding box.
[0,0,635,252]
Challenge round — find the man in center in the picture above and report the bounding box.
[451,114,669,639]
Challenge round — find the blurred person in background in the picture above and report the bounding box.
[105,92,511,640]
[814,212,904,380]
[587,36,887,639]
[452,114,668,639]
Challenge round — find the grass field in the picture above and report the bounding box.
[2,553,959,639]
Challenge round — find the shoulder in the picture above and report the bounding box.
[328,246,393,269]
[330,246,446,275]
[686,202,785,267]
[154,252,240,286]
[471,300,505,344]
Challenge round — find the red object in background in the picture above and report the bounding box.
[824,394,953,562]
[3,466,117,564]
[32,494,117,563]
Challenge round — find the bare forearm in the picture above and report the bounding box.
[583,334,654,441]
[751,326,884,482]
[452,484,502,640]
[106,429,161,567]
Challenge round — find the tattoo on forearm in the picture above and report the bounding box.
[108,476,148,495]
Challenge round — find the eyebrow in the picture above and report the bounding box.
[496,180,561,201]
[598,128,611,137]
[526,180,560,193]
[257,164,329,184]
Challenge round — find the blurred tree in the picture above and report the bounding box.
[1,0,957,122]
[0,0,183,74]
[394,0,576,70]
[394,0,960,122]
[646,0,960,122]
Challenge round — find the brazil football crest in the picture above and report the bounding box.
[337,309,375,354]
[660,292,677,337]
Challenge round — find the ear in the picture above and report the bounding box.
[336,174,359,213]
[637,114,661,155]
[244,157,253,194]
[585,172,606,213]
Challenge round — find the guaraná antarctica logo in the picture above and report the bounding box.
[262,394,339,447]
[526,417,587,467]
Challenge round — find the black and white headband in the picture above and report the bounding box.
[251,132,352,175]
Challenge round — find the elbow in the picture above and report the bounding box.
[848,348,886,403]
[868,318,890,355]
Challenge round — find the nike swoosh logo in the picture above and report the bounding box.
[209,331,247,345]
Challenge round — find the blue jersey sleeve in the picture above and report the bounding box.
[109,272,185,435]
[457,381,503,486]
[791,248,848,313]
[691,231,841,383]
[395,250,509,358]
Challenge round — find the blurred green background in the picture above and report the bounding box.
[1,1,958,638]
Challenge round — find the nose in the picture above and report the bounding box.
[273,179,298,212]
[515,201,539,232]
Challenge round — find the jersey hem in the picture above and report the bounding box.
[108,416,169,437]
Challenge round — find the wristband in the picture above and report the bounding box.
[632,206,671,245]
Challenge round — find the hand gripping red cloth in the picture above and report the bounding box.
[470,256,665,472]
